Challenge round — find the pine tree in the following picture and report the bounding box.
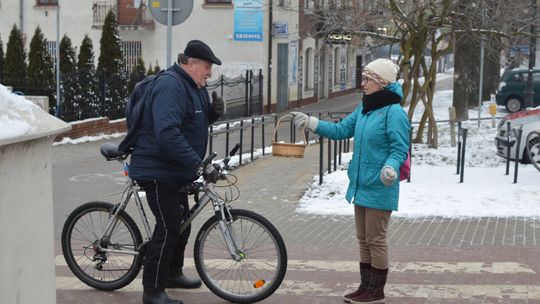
[27,26,54,87]
[97,10,127,119]
[78,35,95,71]
[97,10,124,75]
[59,34,78,120]
[0,35,5,82]
[147,63,154,75]
[59,34,76,75]
[128,57,146,94]
[4,24,26,87]
[153,61,161,74]
[74,35,99,120]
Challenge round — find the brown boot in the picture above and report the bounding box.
[349,267,388,303]
[343,263,371,303]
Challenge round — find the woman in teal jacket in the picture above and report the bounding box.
[292,58,410,304]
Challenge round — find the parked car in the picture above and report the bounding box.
[496,68,540,113]
[494,107,540,163]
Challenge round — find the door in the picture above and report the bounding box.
[277,43,289,111]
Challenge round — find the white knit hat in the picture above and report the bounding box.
[364,58,399,86]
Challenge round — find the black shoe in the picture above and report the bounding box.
[166,272,202,289]
[142,287,183,304]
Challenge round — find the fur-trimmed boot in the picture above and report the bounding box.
[343,262,372,303]
[349,267,388,303]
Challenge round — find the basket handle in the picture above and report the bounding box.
[272,114,308,145]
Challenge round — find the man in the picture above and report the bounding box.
[129,40,225,304]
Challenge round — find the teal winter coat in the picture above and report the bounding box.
[315,103,410,211]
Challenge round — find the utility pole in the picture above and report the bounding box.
[267,0,273,114]
[56,2,61,117]
[524,0,537,110]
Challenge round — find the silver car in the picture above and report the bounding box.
[495,107,540,163]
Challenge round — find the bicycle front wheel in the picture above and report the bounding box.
[526,131,540,172]
[194,209,287,304]
[61,201,143,291]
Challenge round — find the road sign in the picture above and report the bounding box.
[149,0,193,26]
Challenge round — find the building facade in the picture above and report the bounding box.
[0,0,360,114]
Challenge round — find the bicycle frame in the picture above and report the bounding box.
[95,159,241,260]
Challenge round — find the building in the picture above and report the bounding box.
[0,0,361,114]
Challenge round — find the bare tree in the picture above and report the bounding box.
[300,0,537,147]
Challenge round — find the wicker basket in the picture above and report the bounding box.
[272,114,307,158]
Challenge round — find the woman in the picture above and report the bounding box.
[291,58,410,304]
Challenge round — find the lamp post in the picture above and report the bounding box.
[524,0,537,110]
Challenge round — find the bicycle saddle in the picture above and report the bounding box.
[100,142,128,160]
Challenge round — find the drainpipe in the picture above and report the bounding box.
[267,0,273,113]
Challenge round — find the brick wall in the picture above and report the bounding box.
[55,118,127,141]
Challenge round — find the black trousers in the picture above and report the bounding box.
[138,180,191,289]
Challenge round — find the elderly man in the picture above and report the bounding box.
[128,40,224,304]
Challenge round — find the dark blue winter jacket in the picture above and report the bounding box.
[128,63,220,184]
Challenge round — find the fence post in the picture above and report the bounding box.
[239,120,244,166]
[251,118,255,161]
[249,70,254,116]
[209,125,213,154]
[259,69,264,114]
[460,128,468,183]
[505,121,512,175]
[244,70,249,117]
[262,116,266,155]
[408,126,413,182]
[456,121,462,174]
[328,136,332,174]
[513,128,523,184]
[100,69,107,117]
[225,123,230,158]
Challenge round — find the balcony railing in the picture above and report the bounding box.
[92,1,154,30]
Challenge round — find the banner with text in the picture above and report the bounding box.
[234,0,263,42]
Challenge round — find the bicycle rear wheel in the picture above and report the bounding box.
[194,209,287,304]
[526,131,540,172]
[61,201,143,291]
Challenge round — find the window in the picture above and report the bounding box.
[305,48,313,89]
[37,0,58,5]
[122,41,142,75]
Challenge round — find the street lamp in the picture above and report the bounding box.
[524,0,537,110]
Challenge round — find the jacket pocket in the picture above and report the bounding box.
[358,163,383,187]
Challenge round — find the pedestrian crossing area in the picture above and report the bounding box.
[55,255,540,301]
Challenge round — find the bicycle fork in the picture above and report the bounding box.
[217,206,244,261]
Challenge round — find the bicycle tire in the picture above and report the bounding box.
[61,201,143,291]
[194,209,287,304]
[526,131,540,172]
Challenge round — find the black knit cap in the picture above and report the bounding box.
[183,40,222,65]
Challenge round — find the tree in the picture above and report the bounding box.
[302,0,535,147]
[128,57,146,94]
[27,26,54,108]
[4,24,26,87]
[147,62,154,75]
[153,61,161,74]
[0,35,5,82]
[59,34,79,121]
[59,34,76,75]
[97,10,128,119]
[73,34,99,120]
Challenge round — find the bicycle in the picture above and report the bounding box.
[526,130,540,172]
[61,142,287,304]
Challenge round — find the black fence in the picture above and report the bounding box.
[2,68,263,123]
[207,69,263,120]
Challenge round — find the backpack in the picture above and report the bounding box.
[384,104,411,182]
[118,69,181,154]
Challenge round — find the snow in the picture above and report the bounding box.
[298,87,540,218]
[0,84,39,141]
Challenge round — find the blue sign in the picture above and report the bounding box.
[234,0,263,42]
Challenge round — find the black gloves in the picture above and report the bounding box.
[203,163,220,183]
[211,91,225,117]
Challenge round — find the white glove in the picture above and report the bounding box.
[380,166,397,186]
[290,111,319,132]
